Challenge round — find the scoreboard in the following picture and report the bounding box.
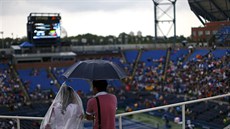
[27,13,61,46]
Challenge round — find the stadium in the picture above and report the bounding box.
[0,0,229,129]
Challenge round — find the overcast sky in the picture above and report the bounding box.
[0,0,202,38]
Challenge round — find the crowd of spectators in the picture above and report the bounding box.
[122,48,229,100]
[0,48,229,128]
[0,119,17,129]
[164,49,229,99]
[110,48,229,128]
[0,65,26,111]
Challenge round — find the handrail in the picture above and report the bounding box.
[115,93,230,129]
[0,115,43,129]
[0,93,229,129]
[0,115,43,120]
[115,93,230,117]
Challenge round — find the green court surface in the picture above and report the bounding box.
[128,113,182,129]
[117,109,202,129]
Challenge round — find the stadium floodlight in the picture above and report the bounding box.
[0,31,4,48]
[152,0,177,47]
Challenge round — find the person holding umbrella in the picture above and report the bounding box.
[62,59,127,129]
[85,80,117,129]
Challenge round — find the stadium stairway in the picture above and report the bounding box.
[47,67,61,90]
[121,50,127,64]
[11,65,30,101]
[132,49,143,77]
[181,47,195,65]
[163,48,171,80]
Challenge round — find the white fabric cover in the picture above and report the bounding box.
[40,83,84,129]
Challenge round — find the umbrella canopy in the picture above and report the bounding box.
[188,45,193,49]
[20,41,34,48]
[62,59,127,80]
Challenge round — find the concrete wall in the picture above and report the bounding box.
[1,43,186,54]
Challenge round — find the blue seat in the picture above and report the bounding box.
[187,49,209,62]
[0,63,8,69]
[140,49,166,67]
[212,49,228,59]
[124,50,139,63]
[52,67,91,94]
[65,79,91,94]
[170,49,188,64]
[18,68,56,93]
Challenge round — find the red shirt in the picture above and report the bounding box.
[86,92,117,129]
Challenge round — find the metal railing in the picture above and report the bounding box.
[0,93,229,129]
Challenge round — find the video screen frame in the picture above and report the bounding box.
[27,14,61,46]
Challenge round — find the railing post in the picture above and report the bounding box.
[0,93,229,129]
[182,104,185,129]
[119,116,122,129]
[17,118,20,129]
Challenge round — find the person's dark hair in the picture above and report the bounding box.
[92,80,108,92]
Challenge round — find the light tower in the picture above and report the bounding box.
[0,31,4,48]
[152,0,177,47]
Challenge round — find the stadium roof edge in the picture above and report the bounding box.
[188,0,230,25]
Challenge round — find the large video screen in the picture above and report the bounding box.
[27,13,62,46]
[33,22,61,39]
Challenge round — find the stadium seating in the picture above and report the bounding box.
[186,49,210,61]
[215,26,230,45]
[18,68,57,93]
[170,48,189,64]
[211,48,228,59]
[140,49,166,67]
[0,48,229,129]
[123,50,139,63]
[52,67,91,94]
[0,63,8,69]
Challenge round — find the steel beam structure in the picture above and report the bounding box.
[152,0,177,47]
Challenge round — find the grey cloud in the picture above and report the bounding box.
[1,0,189,17]
[27,0,141,12]
[1,0,144,16]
